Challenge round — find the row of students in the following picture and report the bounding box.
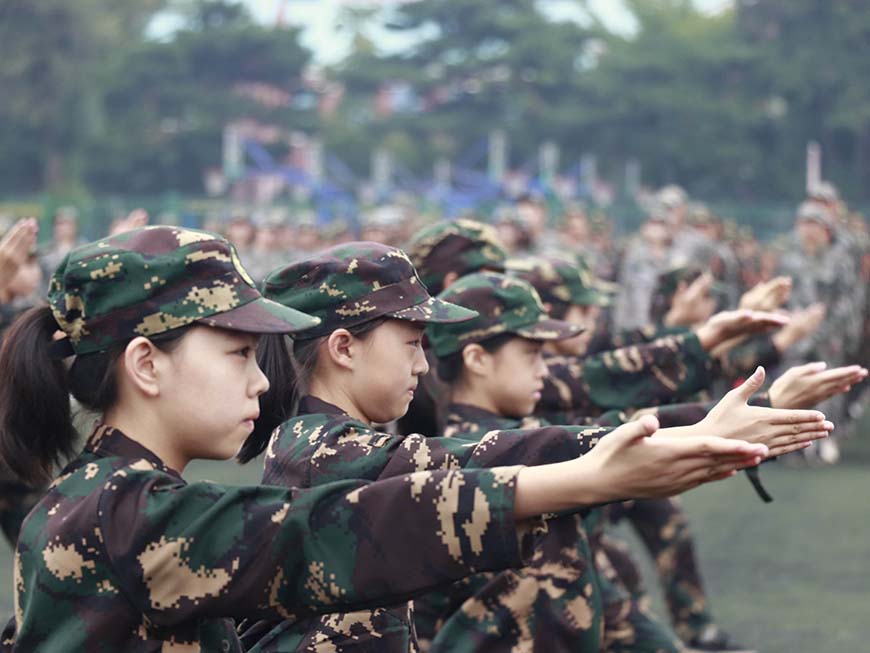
[0,225,842,652]
[235,241,831,652]
[400,220,863,653]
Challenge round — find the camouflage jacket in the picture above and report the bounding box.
[254,397,612,653]
[3,425,534,653]
[417,404,605,653]
[585,324,690,356]
[536,331,713,424]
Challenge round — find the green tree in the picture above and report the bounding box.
[0,0,166,194]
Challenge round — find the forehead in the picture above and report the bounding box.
[383,319,426,337]
[188,325,260,346]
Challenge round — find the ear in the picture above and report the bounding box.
[461,343,492,379]
[324,329,355,371]
[121,337,163,398]
[442,271,460,290]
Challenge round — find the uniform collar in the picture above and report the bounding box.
[445,402,510,425]
[297,395,351,418]
[84,424,182,479]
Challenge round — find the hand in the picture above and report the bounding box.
[739,276,792,311]
[664,273,715,327]
[0,217,38,287]
[513,416,768,517]
[772,304,826,353]
[109,208,149,236]
[693,367,832,458]
[694,309,789,350]
[769,361,868,409]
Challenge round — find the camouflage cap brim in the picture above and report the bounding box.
[516,317,585,341]
[200,296,320,334]
[389,296,478,324]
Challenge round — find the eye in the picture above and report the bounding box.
[234,346,253,358]
[408,338,421,347]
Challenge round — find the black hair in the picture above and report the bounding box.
[239,317,387,463]
[0,307,190,486]
[545,300,570,320]
[435,332,516,384]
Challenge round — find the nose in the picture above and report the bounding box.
[534,353,548,380]
[413,344,430,376]
[250,360,271,397]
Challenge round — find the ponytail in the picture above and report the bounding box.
[0,307,77,486]
[239,334,300,463]
[0,308,191,486]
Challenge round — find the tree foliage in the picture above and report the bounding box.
[2,0,870,200]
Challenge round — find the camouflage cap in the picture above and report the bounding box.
[505,255,611,308]
[406,219,508,294]
[49,226,320,355]
[426,272,583,358]
[262,241,477,339]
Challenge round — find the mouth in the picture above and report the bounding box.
[242,413,260,430]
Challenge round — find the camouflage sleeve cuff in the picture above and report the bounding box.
[682,331,713,367]
[463,465,544,570]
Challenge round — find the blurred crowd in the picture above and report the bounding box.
[2,183,868,466]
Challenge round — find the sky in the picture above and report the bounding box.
[153,0,733,63]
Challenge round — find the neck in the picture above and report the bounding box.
[103,406,188,474]
[449,379,501,416]
[308,377,371,424]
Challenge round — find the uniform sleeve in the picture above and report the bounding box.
[98,464,534,627]
[587,325,690,354]
[540,332,714,414]
[266,418,605,488]
[716,334,781,380]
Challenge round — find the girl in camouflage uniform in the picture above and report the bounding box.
[0,227,669,653]
[238,242,821,653]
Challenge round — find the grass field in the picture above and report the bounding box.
[2,426,869,652]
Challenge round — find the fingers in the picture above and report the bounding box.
[2,217,38,252]
[765,408,826,425]
[788,360,829,377]
[816,365,867,386]
[766,427,830,449]
[732,366,766,401]
[607,415,660,447]
[767,441,814,458]
[680,435,769,459]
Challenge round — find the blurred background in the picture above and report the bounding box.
[2,2,869,652]
[2,0,870,235]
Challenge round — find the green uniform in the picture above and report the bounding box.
[442,405,681,653]
[254,397,607,652]
[3,425,537,653]
[3,228,536,653]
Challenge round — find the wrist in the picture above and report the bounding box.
[656,424,702,439]
[694,324,718,350]
[771,328,796,353]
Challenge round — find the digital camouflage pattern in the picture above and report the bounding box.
[535,333,714,424]
[48,226,319,355]
[716,334,781,381]
[262,241,476,340]
[441,406,681,653]
[406,219,508,295]
[426,272,582,357]
[251,396,611,653]
[506,254,611,309]
[3,425,537,653]
[601,499,715,644]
